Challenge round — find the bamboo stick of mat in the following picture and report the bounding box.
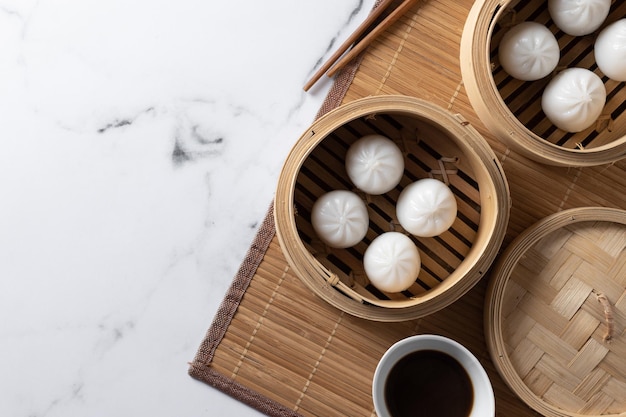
[326,0,420,78]
[303,0,396,92]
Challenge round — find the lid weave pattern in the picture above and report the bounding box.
[494,213,626,416]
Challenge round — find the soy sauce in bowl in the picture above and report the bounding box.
[384,349,473,417]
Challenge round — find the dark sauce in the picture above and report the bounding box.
[384,349,474,417]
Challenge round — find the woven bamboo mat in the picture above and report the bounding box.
[189,0,626,415]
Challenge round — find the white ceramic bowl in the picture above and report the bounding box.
[372,334,495,417]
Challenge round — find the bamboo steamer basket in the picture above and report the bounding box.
[461,0,626,167]
[485,207,626,417]
[274,95,510,322]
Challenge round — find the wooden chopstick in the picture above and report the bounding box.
[326,0,419,79]
[303,0,396,92]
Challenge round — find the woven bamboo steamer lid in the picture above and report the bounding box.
[461,0,626,167]
[274,95,510,322]
[485,207,626,416]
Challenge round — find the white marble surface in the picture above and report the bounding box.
[0,0,376,415]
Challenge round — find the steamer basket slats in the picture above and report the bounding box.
[275,96,510,321]
[461,0,626,166]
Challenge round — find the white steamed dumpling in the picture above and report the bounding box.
[311,190,369,248]
[499,22,560,81]
[396,178,457,238]
[548,0,611,36]
[345,134,404,195]
[363,232,421,293]
[595,19,626,82]
[541,68,606,132]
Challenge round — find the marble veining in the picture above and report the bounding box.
[307,0,368,78]
[0,0,377,416]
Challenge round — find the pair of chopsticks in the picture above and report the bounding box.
[304,0,419,92]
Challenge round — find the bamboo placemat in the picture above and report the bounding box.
[189,0,626,415]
